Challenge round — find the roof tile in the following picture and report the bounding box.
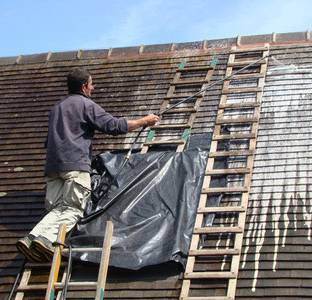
[0,56,18,66]
[207,37,236,49]
[80,49,109,59]
[240,34,272,45]
[174,41,204,51]
[143,43,172,54]
[110,46,140,57]
[49,50,78,61]
[276,31,307,42]
[20,53,49,64]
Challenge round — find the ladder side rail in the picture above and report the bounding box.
[95,221,114,300]
[14,268,31,300]
[45,224,67,300]
[227,45,269,299]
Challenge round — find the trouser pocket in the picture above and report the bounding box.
[61,171,91,211]
[45,175,63,210]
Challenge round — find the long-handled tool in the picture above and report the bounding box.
[160,54,269,115]
[129,54,270,152]
[113,54,270,175]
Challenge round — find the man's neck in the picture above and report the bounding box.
[69,91,90,98]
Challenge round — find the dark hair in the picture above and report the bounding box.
[67,67,91,94]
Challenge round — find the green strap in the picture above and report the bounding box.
[181,128,190,141]
[100,288,104,300]
[49,289,55,300]
[178,59,187,70]
[146,130,155,142]
[210,56,218,68]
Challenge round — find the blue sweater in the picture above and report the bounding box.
[45,94,128,174]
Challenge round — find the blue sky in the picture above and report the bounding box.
[0,0,311,57]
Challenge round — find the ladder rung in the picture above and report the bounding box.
[181,297,233,300]
[209,150,254,157]
[171,79,207,86]
[229,72,265,80]
[202,186,248,193]
[24,262,53,268]
[144,139,185,145]
[178,65,213,72]
[162,108,197,114]
[165,94,200,99]
[228,60,266,67]
[223,87,263,94]
[197,206,245,213]
[62,247,102,253]
[184,271,236,279]
[219,102,260,109]
[231,46,269,53]
[17,284,47,291]
[151,123,190,130]
[213,133,256,140]
[189,248,240,256]
[206,168,250,175]
[194,226,243,234]
[55,281,97,288]
[216,117,258,124]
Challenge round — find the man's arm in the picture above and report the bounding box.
[127,114,160,131]
[86,99,159,134]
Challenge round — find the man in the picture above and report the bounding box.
[16,67,159,262]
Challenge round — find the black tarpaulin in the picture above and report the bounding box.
[67,149,208,270]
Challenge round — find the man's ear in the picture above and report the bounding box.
[81,83,86,94]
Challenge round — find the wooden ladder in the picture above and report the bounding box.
[141,57,215,153]
[179,45,269,300]
[14,221,113,300]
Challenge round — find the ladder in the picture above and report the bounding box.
[11,56,216,300]
[141,56,215,153]
[13,221,113,300]
[179,46,269,300]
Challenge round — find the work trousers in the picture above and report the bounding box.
[30,171,91,243]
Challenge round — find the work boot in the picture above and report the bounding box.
[31,235,55,262]
[16,235,44,262]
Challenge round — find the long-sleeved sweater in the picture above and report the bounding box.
[45,94,128,174]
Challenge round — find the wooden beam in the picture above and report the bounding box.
[95,220,114,300]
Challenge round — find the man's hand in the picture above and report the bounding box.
[127,114,160,131]
[142,114,160,127]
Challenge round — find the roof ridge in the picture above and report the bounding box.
[0,30,311,66]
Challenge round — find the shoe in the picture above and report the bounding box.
[16,235,44,262]
[31,235,55,262]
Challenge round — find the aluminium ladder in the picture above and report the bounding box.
[141,56,215,153]
[179,46,269,300]
[13,221,113,300]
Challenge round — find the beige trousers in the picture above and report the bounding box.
[30,171,91,243]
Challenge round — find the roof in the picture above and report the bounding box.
[1,31,312,299]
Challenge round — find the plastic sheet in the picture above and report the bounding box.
[67,149,208,269]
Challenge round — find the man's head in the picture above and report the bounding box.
[67,67,94,97]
